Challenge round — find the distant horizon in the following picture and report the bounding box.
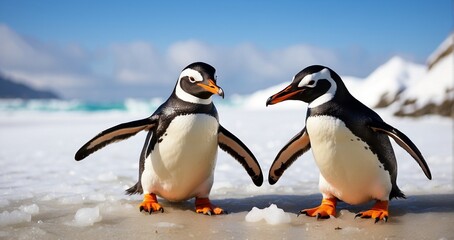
[0,54,436,103]
[0,54,418,101]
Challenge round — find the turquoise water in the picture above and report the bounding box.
[0,99,158,113]
[0,98,242,113]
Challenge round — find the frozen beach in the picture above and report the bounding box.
[0,104,453,239]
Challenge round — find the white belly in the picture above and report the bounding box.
[306,116,391,204]
[141,114,219,201]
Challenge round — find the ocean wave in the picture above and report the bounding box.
[0,96,258,114]
[0,98,164,113]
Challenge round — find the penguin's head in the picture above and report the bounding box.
[266,65,346,108]
[174,62,224,104]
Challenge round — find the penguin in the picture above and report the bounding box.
[266,65,431,223]
[75,62,263,215]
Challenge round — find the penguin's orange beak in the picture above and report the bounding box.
[266,85,303,106]
[197,79,224,98]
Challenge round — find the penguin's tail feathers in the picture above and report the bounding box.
[125,182,143,195]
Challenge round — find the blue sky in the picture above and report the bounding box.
[0,1,452,100]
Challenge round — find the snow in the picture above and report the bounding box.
[245,204,291,225]
[400,51,454,107]
[353,56,425,107]
[1,108,451,207]
[0,50,452,237]
[97,171,119,182]
[427,32,453,67]
[0,102,452,238]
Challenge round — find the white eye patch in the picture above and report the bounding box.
[297,68,331,88]
[299,68,337,108]
[179,68,203,83]
[175,68,212,105]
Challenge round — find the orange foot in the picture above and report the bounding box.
[299,198,337,219]
[195,197,225,215]
[139,193,164,214]
[355,200,389,223]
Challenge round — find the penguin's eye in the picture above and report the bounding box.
[307,80,316,87]
[189,77,196,83]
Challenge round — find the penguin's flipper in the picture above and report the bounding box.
[75,116,158,161]
[218,125,263,186]
[268,127,311,185]
[369,121,432,180]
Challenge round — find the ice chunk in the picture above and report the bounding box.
[19,204,40,215]
[245,204,291,225]
[0,210,31,226]
[245,207,263,222]
[73,207,102,227]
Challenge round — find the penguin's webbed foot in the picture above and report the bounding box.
[139,193,164,214]
[195,197,226,215]
[355,200,389,223]
[299,198,337,220]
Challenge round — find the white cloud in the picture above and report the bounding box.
[109,41,169,83]
[167,40,218,68]
[0,24,96,90]
[0,24,388,100]
[0,24,57,72]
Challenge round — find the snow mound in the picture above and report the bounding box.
[245,204,291,225]
[356,56,425,107]
[397,51,453,114]
[72,206,102,227]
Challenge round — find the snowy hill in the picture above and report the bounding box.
[238,57,426,111]
[395,33,453,117]
[356,57,425,108]
[239,34,453,118]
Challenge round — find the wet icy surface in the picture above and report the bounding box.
[0,108,452,239]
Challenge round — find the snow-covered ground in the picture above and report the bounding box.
[0,105,452,239]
